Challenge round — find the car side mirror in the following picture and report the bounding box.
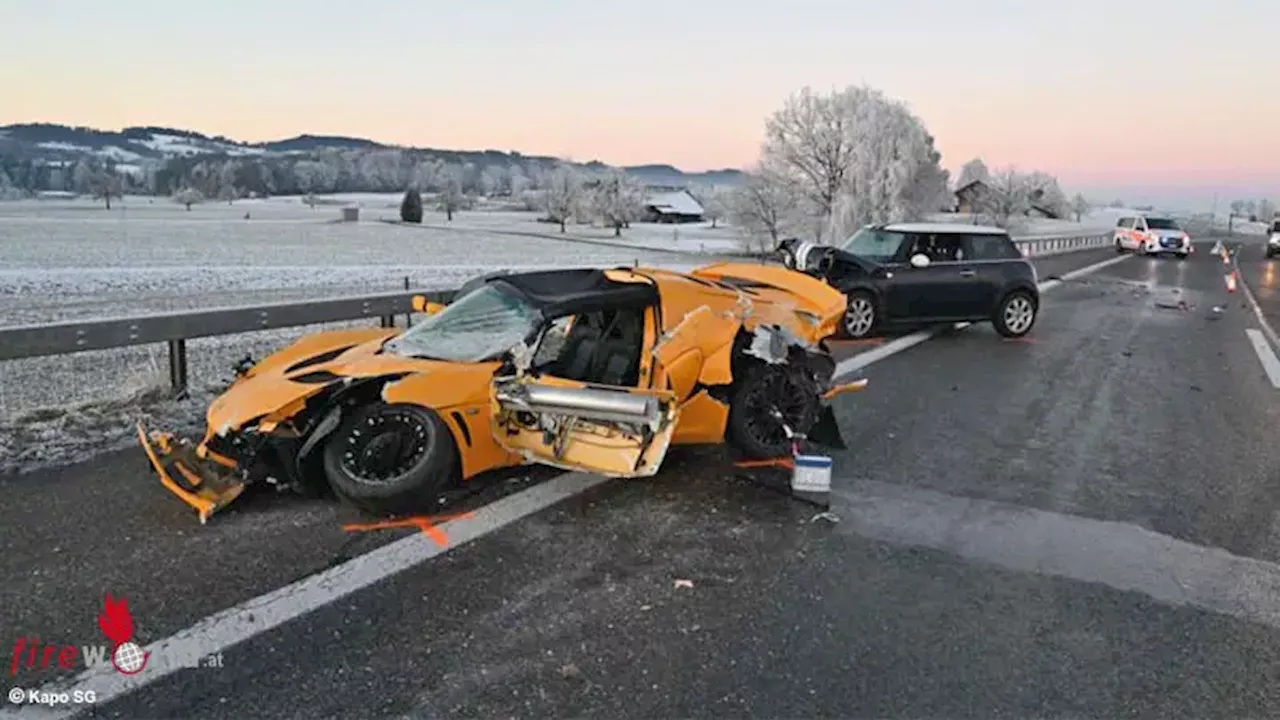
[909,254,931,269]
[411,295,446,315]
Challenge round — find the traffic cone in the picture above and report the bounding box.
[1226,272,1237,293]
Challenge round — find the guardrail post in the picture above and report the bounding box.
[380,315,395,328]
[168,339,189,398]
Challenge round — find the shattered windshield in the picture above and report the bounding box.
[841,228,906,263]
[385,282,542,363]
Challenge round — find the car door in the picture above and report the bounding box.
[961,233,1012,313]
[882,233,935,320]
[885,233,978,320]
[927,233,988,318]
[488,304,708,478]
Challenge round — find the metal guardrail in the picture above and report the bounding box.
[1013,232,1110,258]
[0,288,458,394]
[0,231,1125,396]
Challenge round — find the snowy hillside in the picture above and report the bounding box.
[0,123,739,186]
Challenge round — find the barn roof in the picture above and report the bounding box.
[645,188,704,216]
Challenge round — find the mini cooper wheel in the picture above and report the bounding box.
[841,291,878,339]
[322,402,457,515]
[993,291,1037,338]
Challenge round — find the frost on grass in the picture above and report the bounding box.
[0,372,216,476]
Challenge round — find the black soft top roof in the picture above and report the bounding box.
[488,268,659,317]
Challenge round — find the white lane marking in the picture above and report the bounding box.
[1246,329,1280,389]
[833,251,1132,379]
[16,248,1134,717]
[9,472,612,720]
[1231,247,1280,351]
[1038,251,1134,291]
[835,480,1280,632]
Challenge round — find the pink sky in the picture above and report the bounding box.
[2,0,1277,205]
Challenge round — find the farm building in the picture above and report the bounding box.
[952,179,1062,219]
[642,187,705,223]
[953,179,988,214]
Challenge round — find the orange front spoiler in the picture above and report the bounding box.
[136,421,247,524]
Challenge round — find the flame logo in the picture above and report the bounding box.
[98,594,149,675]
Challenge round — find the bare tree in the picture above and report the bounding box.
[91,171,123,209]
[218,161,239,204]
[978,168,1031,229]
[1070,193,1090,222]
[588,168,646,236]
[730,168,794,252]
[760,84,949,242]
[437,163,466,221]
[173,187,204,211]
[543,165,583,232]
[480,165,509,197]
[1259,198,1277,223]
[760,87,856,234]
[956,158,990,189]
[689,184,731,228]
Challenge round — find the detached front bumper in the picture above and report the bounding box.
[136,421,248,524]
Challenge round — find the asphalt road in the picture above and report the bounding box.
[11,244,1280,718]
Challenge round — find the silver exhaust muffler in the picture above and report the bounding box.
[495,382,663,426]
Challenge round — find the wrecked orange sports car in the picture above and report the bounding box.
[138,262,866,522]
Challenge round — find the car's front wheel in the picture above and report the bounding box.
[841,291,878,339]
[725,361,821,459]
[993,290,1037,338]
[322,402,457,515]
[1115,238,1124,253]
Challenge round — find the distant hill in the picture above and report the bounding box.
[0,123,744,187]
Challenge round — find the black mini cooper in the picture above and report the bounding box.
[780,223,1041,339]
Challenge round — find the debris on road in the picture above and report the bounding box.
[674,579,694,589]
[1154,299,1194,312]
[810,511,839,524]
[559,663,584,681]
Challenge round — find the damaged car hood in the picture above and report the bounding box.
[206,327,490,437]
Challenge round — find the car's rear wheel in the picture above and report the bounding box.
[993,290,1037,338]
[322,402,457,515]
[841,291,878,339]
[726,361,821,460]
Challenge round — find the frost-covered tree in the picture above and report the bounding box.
[218,161,239,204]
[1023,171,1069,218]
[543,165,583,232]
[480,165,509,197]
[509,165,530,197]
[173,187,204,211]
[1259,198,1277,222]
[91,171,123,209]
[437,163,466,221]
[956,158,990,189]
[71,159,96,195]
[759,84,950,242]
[1070,193,1090,222]
[730,167,795,251]
[902,134,951,216]
[588,168,646,236]
[691,184,731,228]
[979,168,1031,229]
